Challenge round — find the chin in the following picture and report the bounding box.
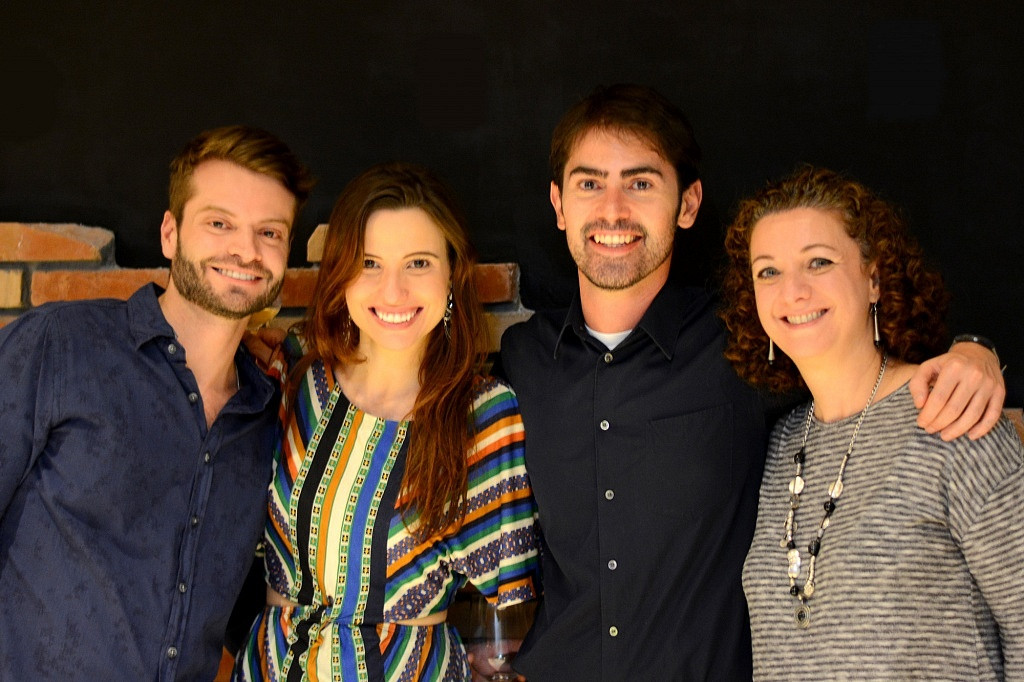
[368,332,430,353]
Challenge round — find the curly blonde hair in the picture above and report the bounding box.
[719,166,949,393]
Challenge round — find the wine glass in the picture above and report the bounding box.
[246,297,282,332]
[461,596,535,681]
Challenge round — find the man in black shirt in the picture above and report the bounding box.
[502,84,1005,680]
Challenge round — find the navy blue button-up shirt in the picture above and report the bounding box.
[0,284,278,680]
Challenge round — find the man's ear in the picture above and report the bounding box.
[160,211,178,260]
[550,182,566,232]
[676,179,703,230]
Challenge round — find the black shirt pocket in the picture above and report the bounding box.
[641,402,735,521]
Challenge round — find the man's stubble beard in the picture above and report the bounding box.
[169,239,282,320]
[571,218,673,291]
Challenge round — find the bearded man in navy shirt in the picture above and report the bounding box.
[0,126,313,680]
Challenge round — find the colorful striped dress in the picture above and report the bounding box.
[233,337,541,682]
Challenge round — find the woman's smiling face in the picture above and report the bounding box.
[346,207,451,358]
[750,207,879,365]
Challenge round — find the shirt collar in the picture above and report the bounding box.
[126,283,277,410]
[553,279,707,361]
[127,283,176,348]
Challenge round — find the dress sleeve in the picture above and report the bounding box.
[0,311,59,515]
[447,377,541,607]
[951,420,1024,677]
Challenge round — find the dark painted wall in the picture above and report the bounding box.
[2,2,1021,403]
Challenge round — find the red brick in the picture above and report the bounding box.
[473,263,518,304]
[0,268,24,308]
[32,267,321,308]
[281,267,319,307]
[31,268,168,305]
[0,223,113,263]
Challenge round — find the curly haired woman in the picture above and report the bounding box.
[720,166,1024,680]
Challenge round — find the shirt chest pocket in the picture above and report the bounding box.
[638,403,735,521]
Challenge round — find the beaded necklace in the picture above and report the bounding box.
[782,353,888,628]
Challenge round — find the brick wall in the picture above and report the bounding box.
[4,222,1024,437]
[0,222,531,351]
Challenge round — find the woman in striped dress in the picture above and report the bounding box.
[233,163,540,681]
[719,166,1024,679]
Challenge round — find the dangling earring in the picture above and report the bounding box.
[768,338,775,364]
[443,290,454,339]
[871,302,880,347]
[342,312,355,347]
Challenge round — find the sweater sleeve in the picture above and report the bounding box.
[951,419,1024,678]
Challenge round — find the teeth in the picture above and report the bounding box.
[216,268,258,282]
[376,310,415,324]
[592,233,638,246]
[787,310,825,325]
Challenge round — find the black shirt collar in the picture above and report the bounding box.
[554,280,709,361]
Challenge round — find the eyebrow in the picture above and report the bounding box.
[621,166,664,179]
[565,165,665,180]
[750,243,841,264]
[363,250,442,259]
[197,204,291,226]
[566,166,607,179]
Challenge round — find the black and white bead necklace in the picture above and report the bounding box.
[782,353,888,628]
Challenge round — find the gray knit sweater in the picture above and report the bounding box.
[743,384,1024,680]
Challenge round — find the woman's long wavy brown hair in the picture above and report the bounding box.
[719,165,950,393]
[300,162,487,541]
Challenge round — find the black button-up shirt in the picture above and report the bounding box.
[0,284,277,680]
[501,282,768,681]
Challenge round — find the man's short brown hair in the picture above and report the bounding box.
[168,125,314,226]
[550,84,702,192]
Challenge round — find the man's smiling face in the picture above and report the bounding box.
[161,159,293,320]
[551,128,695,293]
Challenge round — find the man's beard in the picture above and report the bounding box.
[571,218,673,291]
[169,241,282,320]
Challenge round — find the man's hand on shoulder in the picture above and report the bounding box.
[243,327,287,371]
[909,341,1005,441]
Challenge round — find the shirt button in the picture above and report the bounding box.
[190,515,199,527]
[166,646,178,659]
[167,343,177,355]
[603,352,613,363]
[608,559,617,570]
[599,420,610,431]
[178,582,187,593]
[204,452,211,463]
[188,392,199,404]
[609,626,619,637]
[605,489,615,500]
